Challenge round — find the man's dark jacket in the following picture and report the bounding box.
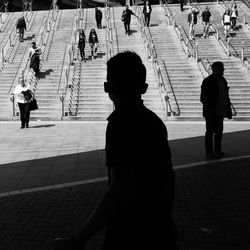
[200,73,232,118]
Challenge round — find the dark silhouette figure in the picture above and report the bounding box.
[121,5,138,35]
[200,61,232,159]
[95,7,103,29]
[88,28,99,59]
[14,78,33,129]
[180,0,184,11]
[201,6,211,38]
[54,51,178,250]
[143,0,152,26]
[78,29,86,61]
[29,42,41,78]
[16,16,26,42]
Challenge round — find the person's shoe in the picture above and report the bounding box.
[214,151,225,158]
[20,125,25,129]
[206,152,221,159]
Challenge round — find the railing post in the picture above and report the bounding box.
[0,13,2,24]
[10,93,15,118]
[195,42,198,62]
[227,38,231,56]
[60,94,65,120]
[1,47,4,63]
[241,40,245,63]
[164,95,170,119]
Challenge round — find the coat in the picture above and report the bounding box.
[88,31,98,44]
[200,74,232,118]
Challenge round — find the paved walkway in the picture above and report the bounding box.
[0,121,250,249]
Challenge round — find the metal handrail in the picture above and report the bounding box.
[8,43,30,93]
[162,60,180,115]
[134,3,180,117]
[0,21,18,63]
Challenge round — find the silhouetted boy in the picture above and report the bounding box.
[54,51,178,250]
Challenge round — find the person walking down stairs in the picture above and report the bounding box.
[95,7,103,29]
[188,6,199,40]
[222,9,231,38]
[16,16,26,42]
[29,42,42,78]
[14,77,33,129]
[143,0,152,27]
[88,28,99,59]
[121,5,138,36]
[201,6,211,38]
[78,29,86,61]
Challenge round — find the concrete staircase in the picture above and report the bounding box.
[64,7,111,121]
[30,9,75,120]
[167,2,250,120]
[110,6,165,120]
[0,10,49,120]
[150,5,204,120]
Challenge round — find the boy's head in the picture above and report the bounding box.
[212,61,225,76]
[104,51,148,101]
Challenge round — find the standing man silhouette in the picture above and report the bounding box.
[54,51,178,250]
[200,61,232,158]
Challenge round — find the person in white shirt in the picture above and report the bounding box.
[14,77,33,128]
[222,9,231,38]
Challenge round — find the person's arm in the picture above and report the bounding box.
[74,165,132,248]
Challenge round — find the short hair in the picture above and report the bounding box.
[211,61,224,72]
[106,51,146,93]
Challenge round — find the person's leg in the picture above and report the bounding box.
[18,103,25,128]
[24,103,30,128]
[124,22,128,34]
[147,14,151,26]
[214,116,224,155]
[127,21,131,35]
[205,116,215,156]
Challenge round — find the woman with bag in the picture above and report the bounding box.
[78,29,86,61]
[14,77,34,129]
[88,28,99,59]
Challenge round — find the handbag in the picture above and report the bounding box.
[29,98,38,111]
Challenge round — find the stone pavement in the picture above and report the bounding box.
[0,120,250,249]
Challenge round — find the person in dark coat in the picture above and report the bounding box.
[180,0,184,11]
[200,61,232,159]
[121,5,138,36]
[88,28,99,59]
[29,42,41,78]
[201,6,211,38]
[95,7,103,29]
[78,29,86,61]
[16,16,26,42]
[143,0,152,27]
[54,51,178,250]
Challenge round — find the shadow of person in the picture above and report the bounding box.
[30,124,56,128]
